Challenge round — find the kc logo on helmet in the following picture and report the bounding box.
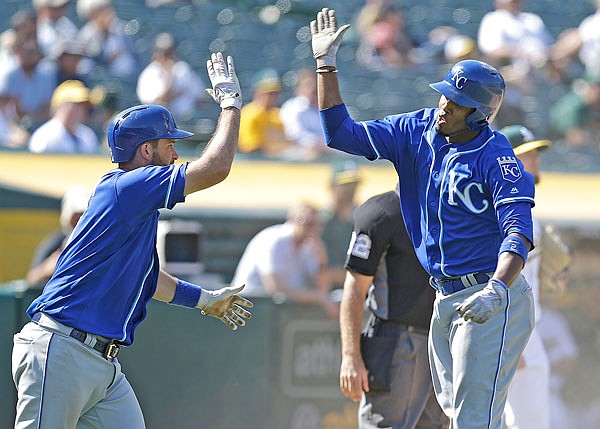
[451,70,468,89]
[497,156,522,183]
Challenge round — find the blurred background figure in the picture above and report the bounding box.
[549,72,600,149]
[136,32,207,122]
[232,202,338,320]
[322,162,362,291]
[33,0,79,57]
[49,39,88,85]
[500,125,553,429]
[443,34,479,64]
[0,9,38,71]
[537,299,579,429]
[28,79,102,153]
[478,0,554,127]
[279,68,331,160]
[575,0,600,81]
[26,185,91,287]
[238,68,292,157]
[478,0,553,71]
[0,89,29,148]
[0,34,55,128]
[355,2,418,71]
[550,0,600,84]
[76,0,137,78]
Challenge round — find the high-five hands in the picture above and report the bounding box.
[206,52,242,110]
[310,8,350,69]
[197,284,253,330]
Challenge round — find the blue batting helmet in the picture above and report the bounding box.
[429,60,505,131]
[107,104,193,163]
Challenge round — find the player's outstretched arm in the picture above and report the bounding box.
[196,284,253,330]
[311,8,349,109]
[184,52,241,196]
[154,269,253,330]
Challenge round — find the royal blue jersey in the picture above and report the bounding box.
[320,104,534,279]
[27,163,188,345]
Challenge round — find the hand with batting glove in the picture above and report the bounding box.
[197,284,253,330]
[206,52,242,110]
[456,279,508,324]
[310,8,350,69]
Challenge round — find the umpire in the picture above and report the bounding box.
[339,188,448,428]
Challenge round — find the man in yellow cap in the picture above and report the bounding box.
[28,79,102,153]
[500,124,552,429]
[238,68,293,156]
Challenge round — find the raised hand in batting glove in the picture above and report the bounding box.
[310,8,350,69]
[456,279,507,324]
[206,52,242,110]
[197,284,253,330]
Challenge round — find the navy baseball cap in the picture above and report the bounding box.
[500,125,551,156]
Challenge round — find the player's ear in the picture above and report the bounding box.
[140,142,153,160]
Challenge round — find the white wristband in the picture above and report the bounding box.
[220,96,241,110]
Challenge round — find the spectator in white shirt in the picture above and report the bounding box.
[136,32,207,121]
[28,79,101,153]
[76,0,137,78]
[33,0,79,57]
[478,0,553,71]
[279,68,334,160]
[232,202,338,320]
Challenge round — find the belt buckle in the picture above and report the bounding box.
[104,343,119,360]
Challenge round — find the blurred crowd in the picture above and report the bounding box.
[0,0,598,163]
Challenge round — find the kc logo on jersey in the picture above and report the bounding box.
[448,170,489,214]
[497,156,522,183]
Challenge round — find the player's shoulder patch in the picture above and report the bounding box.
[347,231,372,260]
[496,155,522,183]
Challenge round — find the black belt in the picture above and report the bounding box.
[429,272,492,296]
[31,312,119,360]
[375,316,429,336]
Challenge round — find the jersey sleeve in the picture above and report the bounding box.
[345,200,395,276]
[320,104,407,162]
[116,163,187,224]
[487,151,535,244]
[489,154,535,209]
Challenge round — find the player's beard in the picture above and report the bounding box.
[151,152,173,166]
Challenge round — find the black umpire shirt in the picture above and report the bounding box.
[345,190,435,330]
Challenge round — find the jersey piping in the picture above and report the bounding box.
[424,129,437,274]
[360,121,381,159]
[119,253,155,342]
[164,167,178,208]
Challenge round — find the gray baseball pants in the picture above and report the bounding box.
[428,274,534,429]
[12,316,145,429]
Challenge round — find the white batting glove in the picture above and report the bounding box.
[197,284,253,330]
[456,280,507,324]
[206,52,242,110]
[310,8,350,69]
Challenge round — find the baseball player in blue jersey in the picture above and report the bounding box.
[12,52,252,429]
[311,9,535,429]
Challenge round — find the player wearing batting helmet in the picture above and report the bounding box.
[311,8,535,429]
[12,52,252,428]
